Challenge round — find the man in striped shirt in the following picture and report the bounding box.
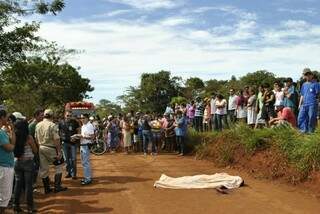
[194,97,204,132]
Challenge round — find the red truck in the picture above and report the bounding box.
[65,101,95,118]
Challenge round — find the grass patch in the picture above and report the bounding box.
[187,125,320,181]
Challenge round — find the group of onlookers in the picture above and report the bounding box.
[102,110,188,156]
[173,68,319,134]
[1,68,319,213]
[0,108,97,213]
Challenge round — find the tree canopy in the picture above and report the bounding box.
[119,70,290,113]
[0,57,93,116]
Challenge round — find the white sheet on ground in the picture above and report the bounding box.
[154,173,243,189]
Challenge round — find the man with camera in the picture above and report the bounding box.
[35,109,67,194]
[59,111,80,180]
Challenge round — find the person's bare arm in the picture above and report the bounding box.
[266,94,275,103]
[27,135,38,154]
[299,96,304,109]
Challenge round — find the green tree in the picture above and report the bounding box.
[240,70,277,88]
[184,77,205,99]
[0,0,64,68]
[119,71,182,113]
[170,96,188,105]
[96,99,122,118]
[0,57,93,116]
[204,79,229,97]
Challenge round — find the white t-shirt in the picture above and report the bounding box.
[215,99,227,115]
[228,95,238,111]
[275,91,284,106]
[81,122,95,145]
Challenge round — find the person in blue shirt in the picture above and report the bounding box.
[298,68,320,133]
[175,110,188,156]
[0,110,16,213]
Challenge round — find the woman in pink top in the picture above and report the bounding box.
[187,101,195,127]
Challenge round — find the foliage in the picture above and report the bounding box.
[118,71,182,113]
[170,96,188,105]
[0,0,65,68]
[240,70,277,88]
[184,77,205,99]
[96,99,122,118]
[0,57,93,117]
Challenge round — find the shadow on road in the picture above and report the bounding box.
[93,175,152,184]
[36,198,113,213]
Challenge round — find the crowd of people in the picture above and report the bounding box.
[177,68,319,133]
[0,106,189,213]
[0,68,319,213]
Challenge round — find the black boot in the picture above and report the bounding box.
[42,177,52,194]
[54,173,68,193]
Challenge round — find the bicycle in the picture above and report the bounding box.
[90,136,107,155]
[90,127,108,155]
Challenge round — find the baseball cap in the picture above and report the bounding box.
[303,68,312,75]
[12,112,26,120]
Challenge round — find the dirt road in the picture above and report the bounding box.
[35,154,320,214]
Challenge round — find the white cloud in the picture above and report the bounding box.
[191,6,257,21]
[104,0,184,10]
[93,9,132,18]
[278,8,317,16]
[34,7,320,103]
[160,17,193,26]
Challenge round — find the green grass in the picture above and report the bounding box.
[187,125,320,180]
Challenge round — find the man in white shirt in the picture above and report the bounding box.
[80,114,95,185]
[228,89,238,123]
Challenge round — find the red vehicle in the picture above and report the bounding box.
[65,101,95,118]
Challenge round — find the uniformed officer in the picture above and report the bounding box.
[35,109,67,194]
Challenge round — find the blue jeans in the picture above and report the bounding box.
[142,130,156,153]
[298,104,318,133]
[176,136,185,154]
[14,159,34,209]
[63,142,77,177]
[80,145,92,181]
[215,114,223,131]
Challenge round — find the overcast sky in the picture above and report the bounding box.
[31,0,320,103]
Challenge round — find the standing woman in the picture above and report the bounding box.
[0,110,16,214]
[122,116,132,154]
[13,120,38,213]
[236,90,248,123]
[247,88,257,129]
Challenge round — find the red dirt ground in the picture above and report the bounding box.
[15,153,318,214]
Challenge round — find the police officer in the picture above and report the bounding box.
[35,109,67,194]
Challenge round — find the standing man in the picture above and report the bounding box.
[194,97,204,132]
[0,110,16,214]
[228,89,238,124]
[35,109,67,194]
[59,111,80,179]
[142,112,156,156]
[298,68,320,133]
[79,114,95,185]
